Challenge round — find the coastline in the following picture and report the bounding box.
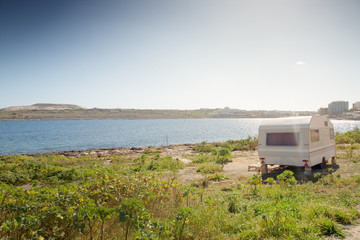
[0,107,317,121]
[2,116,359,122]
[28,143,197,159]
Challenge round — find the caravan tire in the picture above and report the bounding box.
[320,158,326,169]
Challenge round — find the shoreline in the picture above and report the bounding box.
[1,116,359,122]
[26,143,197,158]
[0,116,272,122]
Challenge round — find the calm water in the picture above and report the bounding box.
[0,119,359,155]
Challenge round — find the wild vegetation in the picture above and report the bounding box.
[336,127,360,144]
[1,131,360,239]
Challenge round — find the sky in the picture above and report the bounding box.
[0,0,359,111]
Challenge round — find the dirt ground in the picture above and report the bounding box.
[55,144,278,183]
[325,218,360,240]
[343,224,360,240]
[54,144,262,182]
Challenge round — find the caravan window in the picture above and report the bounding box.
[311,129,320,142]
[330,128,334,139]
[266,133,299,146]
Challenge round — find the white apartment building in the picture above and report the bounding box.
[353,102,360,111]
[328,101,348,115]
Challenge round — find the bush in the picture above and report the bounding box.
[193,137,258,153]
[276,170,297,185]
[264,177,276,185]
[193,152,231,165]
[193,141,214,153]
[197,163,223,174]
[143,155,184,172]
[317,218,345,237]
[336,128,360,144]
[208,173,229,182]
[193,153,217,164]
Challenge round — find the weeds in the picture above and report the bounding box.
[134,153,184,173]
[208,173,229,182]
[336,127,360,144]
[197,162,223,174]
[2,134,360,239]
[193,137,258,153]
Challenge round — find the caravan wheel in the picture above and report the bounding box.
[320,157,326,169]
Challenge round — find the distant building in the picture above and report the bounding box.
[212,107,247,117]
[318,107,328,115]
[328,101,348,115]
[353,102,360,111]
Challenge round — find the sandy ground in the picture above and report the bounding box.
[344,225,360,240]
[325,218,360,240]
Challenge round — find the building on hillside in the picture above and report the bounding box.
[328,101,348,115]
[212,107,247,117]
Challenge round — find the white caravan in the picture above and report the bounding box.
[258,116,336,174]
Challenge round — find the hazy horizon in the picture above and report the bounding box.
[1,0,359,111]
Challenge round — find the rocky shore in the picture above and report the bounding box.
[29,143,197,159]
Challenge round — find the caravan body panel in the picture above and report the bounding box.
[258,116,335,167]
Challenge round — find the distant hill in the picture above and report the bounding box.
[1,103,84,112]
[0,106,217,120]
[0,104,316,121]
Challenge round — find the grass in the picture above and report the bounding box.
[192,138,257,173]
[193,137,258,153]
[133,152,184,173]
[196,162,223,174]
[1,131,360,239]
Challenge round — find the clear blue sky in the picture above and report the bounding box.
[1,0,359,111]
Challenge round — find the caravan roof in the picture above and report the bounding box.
[259,116,313,130]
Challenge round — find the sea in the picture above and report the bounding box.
[0,118,359,155]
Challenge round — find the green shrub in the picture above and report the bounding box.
[215,156,231,165]
[317,218,345,238]
[195,145,232,163]
[264,177,276,185]
[143,148,162,155]
[247,174,262,195]
[233,137,258,151]
[145,155,184,172]
[193,153,217,164]
[208,173,229,182]
[193,152,231,165]
[197,163,223,174]
[193,141,214,153]
[276,170,297,185]
[193,137,258,153]
[336,128,360,144]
